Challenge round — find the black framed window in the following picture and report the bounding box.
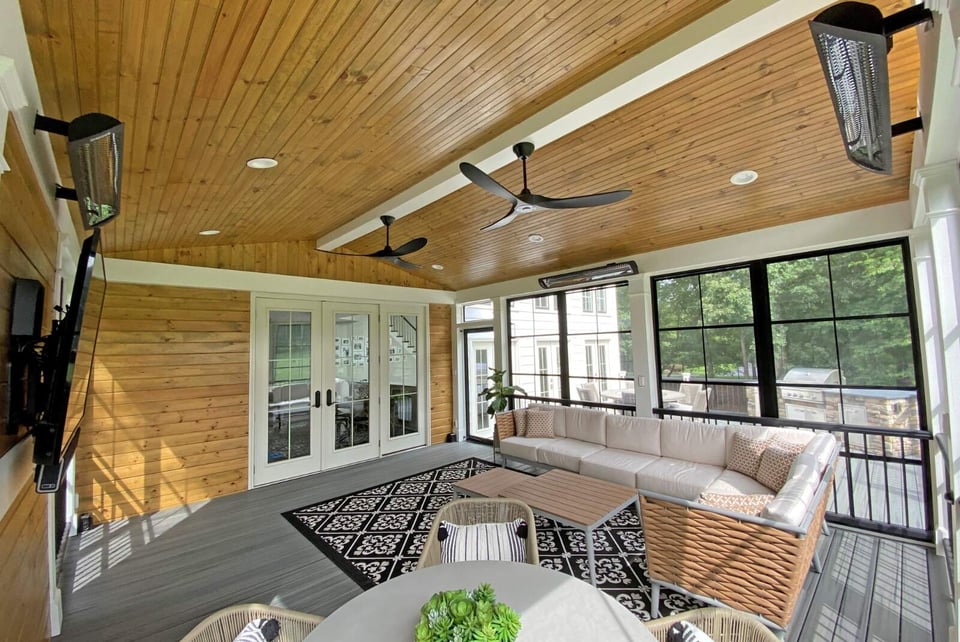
[509,283,633,403]
[652,240,925,431]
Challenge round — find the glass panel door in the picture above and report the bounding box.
[252,300,322,486]
[381,308,427,453]
[322,302,380,468]
[464,328,495,440]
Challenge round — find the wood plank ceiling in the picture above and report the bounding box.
[21,1,919,291]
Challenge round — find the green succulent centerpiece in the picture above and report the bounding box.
[414,583,521,642]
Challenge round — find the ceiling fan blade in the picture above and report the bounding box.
[537,189,632,209]
[480,205,520,231]
[384,256,421,270]
[317,249,378,258]
[460,162,517,203]
[391,237,428,256]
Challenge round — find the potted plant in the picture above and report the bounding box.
[479,369,525,453]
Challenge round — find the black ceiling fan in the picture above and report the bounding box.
[460,141,632,231]
[318,215,427,269]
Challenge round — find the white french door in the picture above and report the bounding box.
[321,302,381,469]
[252,299,323,486]
[252,297,427,485]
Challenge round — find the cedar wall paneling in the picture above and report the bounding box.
[0,115,56,641]
[110,242,445,290]
[429,304,453,445]
[77,283,251,522]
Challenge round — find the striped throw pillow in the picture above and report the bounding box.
[232,618,280,642]
[666,620,715,642]
[438,518,527,563]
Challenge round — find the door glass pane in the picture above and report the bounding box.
[334,313,370,450]
[267,310,311,463]
[389,314,419,438]
[465,330,494,440]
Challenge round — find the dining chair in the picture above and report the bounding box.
[679,383,703,405]
[417,498,539,569]
[576,382,600,402]
[179,603,324,642]
[644,607,779,642]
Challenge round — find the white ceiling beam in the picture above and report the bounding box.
[316,0,836,250]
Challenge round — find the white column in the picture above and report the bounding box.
[629,277,656,417]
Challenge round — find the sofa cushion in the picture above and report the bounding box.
[660,420,727,467]
[756,437,806,491]
[525,410,555,439]
[536,438,604,472]
[704,469,774,496]
[700,492,774,516]
[580,448,658,488]
[636,457,725,501]
[724,424,771,464]
[560,406,607,445]
[727,431,769,479]
[761,455,822,526]
[605,415,661,456]
[513,409,529,437]
[802,433,838,472]
[501,436,555,462]
[528,404,565,437]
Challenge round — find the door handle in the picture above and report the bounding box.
[314,390,322,408]
[326,389,334,407]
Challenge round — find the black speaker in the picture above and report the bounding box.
[11,279,44,337]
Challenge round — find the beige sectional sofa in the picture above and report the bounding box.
[496,403,840,629]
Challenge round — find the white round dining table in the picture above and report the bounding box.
[304,560,657,641]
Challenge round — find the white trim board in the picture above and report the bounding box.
[455,201,914,303]
[0,437,34,523]
[105,257,456,304]
[315,0,837,251]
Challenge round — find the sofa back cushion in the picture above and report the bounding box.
[660,419,727,467]
[527,404,566,437]
[761,454,822,526]
[605,415,661,456]
[558,406,606,445]
[727,431,770,479]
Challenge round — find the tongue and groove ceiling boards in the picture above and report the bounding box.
[21,1,919,290]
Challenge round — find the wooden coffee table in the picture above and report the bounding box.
[451,468,641,586]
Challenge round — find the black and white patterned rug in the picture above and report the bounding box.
[281,457,704,620]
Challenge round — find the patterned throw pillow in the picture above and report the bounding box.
[232,618,280,642]
[495,411,516,439]
[523,409,554,439]
[728,432,769,479]
[700,492,774,516]
[438,518,527,563]
[513,409,529,437]
[756,438,806,491]
[666,620,715,642]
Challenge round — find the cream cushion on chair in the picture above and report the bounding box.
[635,458,725,501]
[579,448,659,487]
[761,455,822,526]
[536,438,604,472]
[660,419,727,467]
[703,469,773,496]
[605,415,661,456]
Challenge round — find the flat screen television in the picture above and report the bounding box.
[32,230,106,490]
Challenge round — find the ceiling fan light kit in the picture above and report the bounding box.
[317,214,428,270]
[809,2,931,174]
[459,141,632,230]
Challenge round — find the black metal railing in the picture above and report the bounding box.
[653,407,934,541]
[510,394,636,416]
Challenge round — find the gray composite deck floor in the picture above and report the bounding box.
[57,442,952,641]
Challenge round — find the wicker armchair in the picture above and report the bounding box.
[644,607,780,642]
[417,498,539,569]
[179,603,324,642]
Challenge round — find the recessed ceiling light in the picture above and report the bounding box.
[246,157,278,169]
[198,229,220,236]
[528,233,544,243]
[431,264,444,271]
[730,170,759,185]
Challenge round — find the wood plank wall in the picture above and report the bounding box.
[109,241,445,290]
[0,116,56,640]
[76,283,250,522]
[429,304,453,445]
